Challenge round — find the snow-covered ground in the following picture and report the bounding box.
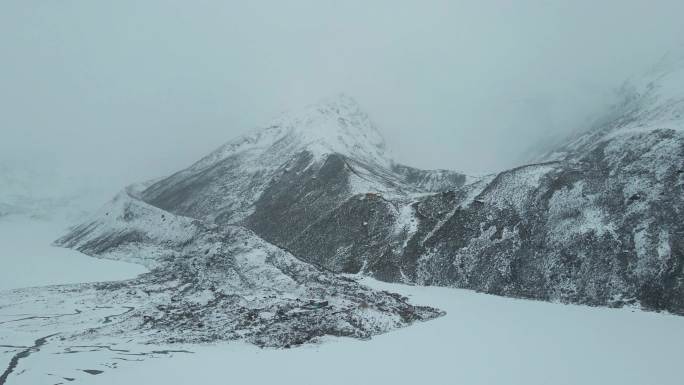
[0,215,146,290]
[4,279,676,385]
[2,216,683,385]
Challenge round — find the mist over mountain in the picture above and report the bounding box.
[3,1,684,182]
[2,2,684,384]
[49,54,684,316]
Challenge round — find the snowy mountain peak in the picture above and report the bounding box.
[139,94,466,226]
[191,94,391,172]
[275,93,389,165]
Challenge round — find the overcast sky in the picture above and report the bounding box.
[2,0,684,194]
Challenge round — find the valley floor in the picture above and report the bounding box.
[1,216,683,385]
[79,280,684,385]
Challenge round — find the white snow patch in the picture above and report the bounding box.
[393,202,418,251]
[657,229,671,260]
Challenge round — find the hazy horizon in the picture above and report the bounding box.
[2,1,684,197]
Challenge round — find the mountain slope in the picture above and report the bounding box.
[46,187,443,348]
[58,65,684,317]
[263,62,683,315]
[384,61,684,313]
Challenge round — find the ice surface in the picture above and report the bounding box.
[0,215,146,291]
[3,277,681,385]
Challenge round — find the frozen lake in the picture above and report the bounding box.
[0,215,147,291]
[79,278,684,385]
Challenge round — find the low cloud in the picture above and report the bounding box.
[1,0,683,191]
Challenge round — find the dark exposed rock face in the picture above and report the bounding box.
[244,152,353,246]
[59,65,684,317]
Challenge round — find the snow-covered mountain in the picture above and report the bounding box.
[374,59,684,313]
[539,55,684,163]
[140,94,466,225]
[3,95,469,351]
[52,57,684,348]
